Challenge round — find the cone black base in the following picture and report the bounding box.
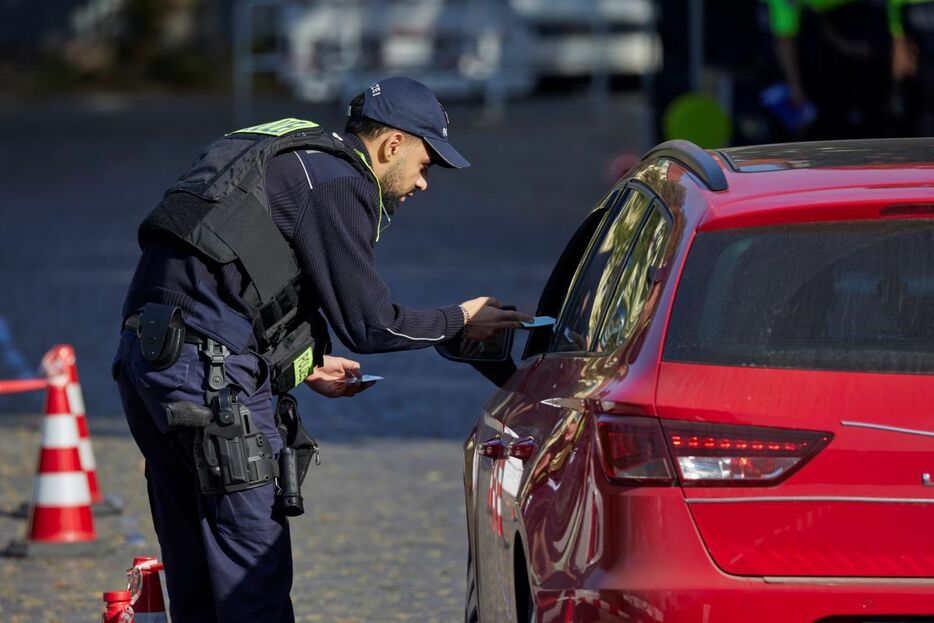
[13,494,125,519]
[10,502,27,519]
[92,495,124,517]
[2,538,109,558]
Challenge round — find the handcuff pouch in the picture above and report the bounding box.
[139,303,186,370]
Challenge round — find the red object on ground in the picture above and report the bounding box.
[42,344,103,504]
[26,354,96,544]
[102,590,134,623]
[128,557,168,622]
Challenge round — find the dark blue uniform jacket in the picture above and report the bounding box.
[123,132,465,355]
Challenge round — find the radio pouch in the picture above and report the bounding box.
[139,303,186,370]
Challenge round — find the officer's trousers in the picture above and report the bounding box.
[113,330,294,623]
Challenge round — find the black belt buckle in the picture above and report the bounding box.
[138,303,186,370]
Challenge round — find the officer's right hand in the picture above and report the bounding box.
[460,296,533,342]
[303,355,373,398]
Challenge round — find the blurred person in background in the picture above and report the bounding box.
[112,76,529,623]
[890,0,934,135]
[765,0,891,138]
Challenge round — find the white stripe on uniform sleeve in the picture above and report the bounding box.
[384,327,445,342]
[294,152,313,190]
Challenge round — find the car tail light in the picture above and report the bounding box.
[595,416,832,487]
[661,420,832,486]
[595,416,675,485]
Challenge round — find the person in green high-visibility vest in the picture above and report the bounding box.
[765,0,891,139]
[889,0,934,134]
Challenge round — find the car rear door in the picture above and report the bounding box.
[472,193,617,621]
[657,218,934,578]
[474,186,674,619]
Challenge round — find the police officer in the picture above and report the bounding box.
[890,0,934,135]
[112,76,530,623]
[765,0,891,138]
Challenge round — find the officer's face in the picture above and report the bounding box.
[381,136,431,214]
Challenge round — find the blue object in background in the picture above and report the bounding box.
[760,83,818,132]
[0,316,32,379]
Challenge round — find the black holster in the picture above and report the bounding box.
[165,396,278,494]
[275,393,319,516]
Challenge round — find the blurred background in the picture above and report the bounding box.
[4,0,932,147]
[0,2,931,619]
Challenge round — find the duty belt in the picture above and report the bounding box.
[125,310,235,423]
[127,306,278,495]
[124,313,207,345]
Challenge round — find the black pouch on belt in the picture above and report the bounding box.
[139,303,186,370]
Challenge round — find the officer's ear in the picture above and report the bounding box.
[377,130,408,164]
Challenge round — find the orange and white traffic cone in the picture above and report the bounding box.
[3,362,99,557]
[42,345,122,515]
[128,556,169,622]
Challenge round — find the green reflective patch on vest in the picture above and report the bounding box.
[291,347,316,386]
[231,118,319,137]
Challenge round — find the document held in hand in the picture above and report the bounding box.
[519,316,556,329]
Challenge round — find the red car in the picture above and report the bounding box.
[462,138,934,622]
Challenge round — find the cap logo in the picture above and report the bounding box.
[370,83,381,97]
[442,127,448,137]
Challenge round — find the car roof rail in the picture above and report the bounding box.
[640,140,728,192]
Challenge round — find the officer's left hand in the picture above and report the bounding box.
[303,355,372,398]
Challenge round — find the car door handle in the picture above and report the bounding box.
[479,437,505,460]
[508,437,537,462]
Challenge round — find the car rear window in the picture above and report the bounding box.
[664,220,934,374]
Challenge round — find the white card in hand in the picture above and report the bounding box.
[519,316,556,329]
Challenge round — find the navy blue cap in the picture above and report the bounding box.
[353,77,470,169]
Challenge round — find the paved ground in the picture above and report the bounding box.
[0,421,467,622]
[0,89,647,621]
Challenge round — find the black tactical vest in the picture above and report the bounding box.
[139,118,377,393]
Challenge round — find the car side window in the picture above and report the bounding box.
[552,189,652,353]
[595,202,672,353]
[522,204,613,359]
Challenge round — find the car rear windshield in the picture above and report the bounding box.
[664,220,934,374]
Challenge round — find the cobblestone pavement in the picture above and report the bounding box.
[0,419,467,622]
[0,90,646,620]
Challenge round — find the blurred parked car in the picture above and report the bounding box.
[508,0,658,79]
[462,138,934,622]
[280,0,535,101]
